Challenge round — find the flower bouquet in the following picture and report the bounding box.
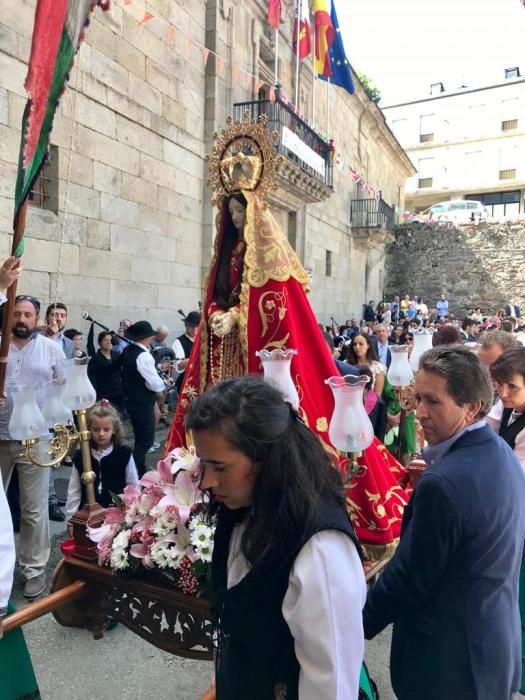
[87,447,214,596]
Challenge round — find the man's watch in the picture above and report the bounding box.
[0,606,7,617]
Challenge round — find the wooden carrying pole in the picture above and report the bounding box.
[2,580,88,635]
[0,198,28,396]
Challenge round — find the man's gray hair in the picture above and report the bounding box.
[419,346,493,418]
[479,330,517,351]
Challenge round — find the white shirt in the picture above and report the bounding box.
[65,444,139,519]
[172,335,194,374]
[0,333,66,440]
[486,399,525,470]
[0,480,15,609]
[416,302,428,318]
[131,341,165,393]
[227,525,366,700]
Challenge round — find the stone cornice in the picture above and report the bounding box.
[352,226,394,251]
[274,158,333,204]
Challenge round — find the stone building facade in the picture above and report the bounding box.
[0,0,412,337]
[385,222,525,315]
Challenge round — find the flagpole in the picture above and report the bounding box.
[294,0,301,107]
[326,76,330,135]
[312,10,316,128]
[0,199,27,395]
[274,27,279,85]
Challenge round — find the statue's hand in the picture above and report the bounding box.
[209,311,226,336]
[210,309,239,337]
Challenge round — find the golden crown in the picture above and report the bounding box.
[207,113,281,206]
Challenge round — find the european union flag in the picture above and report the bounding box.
[319,0,354,95]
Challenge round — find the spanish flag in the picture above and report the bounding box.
[314,0,335,77]
[293,0,312,61]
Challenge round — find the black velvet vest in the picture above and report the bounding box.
[122,344,156,405]
[73,445,132,508]
[498,407,525,450]
[175,334,194,391]
[211,494,361,700]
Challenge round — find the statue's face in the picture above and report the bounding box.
[228,198,246,232]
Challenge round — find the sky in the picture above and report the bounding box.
[337,0,525,106]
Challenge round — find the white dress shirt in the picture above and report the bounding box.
[65,445,139,519]
[486,400,525,470]
[172,336,193,374]
[131,341,165,393]
[227,524,366,700]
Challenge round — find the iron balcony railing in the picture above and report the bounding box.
[350,197,396,231]
[233,99,333,189]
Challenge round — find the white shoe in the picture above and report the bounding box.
[147,442,161,453]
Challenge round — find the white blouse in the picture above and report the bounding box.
[227,525,366,700]
[369,360,387,378]
[0,479,15,609]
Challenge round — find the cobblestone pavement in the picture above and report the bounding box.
[10,419,395,699]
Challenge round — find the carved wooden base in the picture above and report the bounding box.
[51,558,213,660]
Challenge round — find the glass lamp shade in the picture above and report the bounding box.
[387,345,413,387]
[62,357,96,411]
[409,331,434,371]
[41,381,73,427]
[256,348,299,409]
[324,375,374,453]
[8,387,48,441]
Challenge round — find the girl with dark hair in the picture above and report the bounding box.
[389,324,405,345]
[346,333,386,395]
[189,376,375,700]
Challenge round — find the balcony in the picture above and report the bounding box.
[233,98,333,204]
[350,197,396,248]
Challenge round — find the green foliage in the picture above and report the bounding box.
[357,72,381,104]
[110,492,124,509]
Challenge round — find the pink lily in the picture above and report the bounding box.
[121,483,142,506]
[139,459,173,488]
[157,470,202,525]
[130,532,154,568]
[169,446,202,479]
[87,522,117,552]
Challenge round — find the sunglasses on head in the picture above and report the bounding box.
[15,295,41,313]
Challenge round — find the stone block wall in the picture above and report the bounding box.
[0,0,207,339]
[385,222,525,314]
[0,0,413,340]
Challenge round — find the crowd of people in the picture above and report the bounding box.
[0,264,200,602]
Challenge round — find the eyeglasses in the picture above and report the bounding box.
[15,295,41,312]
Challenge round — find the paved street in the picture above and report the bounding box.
[9,423,396,700]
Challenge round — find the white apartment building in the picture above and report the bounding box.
[383,68,525,218]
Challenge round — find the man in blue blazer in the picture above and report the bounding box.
[364,346,525,700]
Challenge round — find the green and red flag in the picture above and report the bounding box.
[13,0,108,253]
